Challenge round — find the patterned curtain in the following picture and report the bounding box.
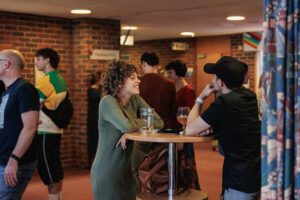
[261,0,300,199]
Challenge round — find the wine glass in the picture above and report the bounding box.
[177,107,190,135]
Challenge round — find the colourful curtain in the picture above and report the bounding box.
[261,0,300,199]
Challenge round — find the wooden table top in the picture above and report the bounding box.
[124,132,213,143]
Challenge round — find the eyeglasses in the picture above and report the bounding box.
[0,59,7,62]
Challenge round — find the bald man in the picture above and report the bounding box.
[0,49,40,200]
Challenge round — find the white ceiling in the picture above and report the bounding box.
[0,0,263,41]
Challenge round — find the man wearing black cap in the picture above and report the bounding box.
[186,56,260,200]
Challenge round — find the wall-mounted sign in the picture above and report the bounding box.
[197,53,206,59]
[90,49,119,60]
[187,67,193,77]
[120,54,131,61]
[171,42,189,51]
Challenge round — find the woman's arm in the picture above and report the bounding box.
[101,96,142,133]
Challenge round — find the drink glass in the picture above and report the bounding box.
[177,107,190,136]
[140,108,154,134]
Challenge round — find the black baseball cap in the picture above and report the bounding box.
[204,56,246,89]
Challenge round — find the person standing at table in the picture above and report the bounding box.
[132,52,178,191]
[165,60,200,190]
[91,61,163,200]
[87,71,104,165]
[139,52,178,129]
[186,56,261,200]
[0,49,39,200]
[165,60,196,109]
[35,48,67,200]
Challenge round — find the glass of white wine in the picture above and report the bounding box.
[177,107,190,136]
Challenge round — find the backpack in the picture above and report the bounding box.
[42,92,73,129]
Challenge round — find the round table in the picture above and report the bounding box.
[125,132,213,200]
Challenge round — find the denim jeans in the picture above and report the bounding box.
[224,188,260,200]
[0,161,37,200]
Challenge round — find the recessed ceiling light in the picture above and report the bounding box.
[122,26,138,30]
[180,32,195,37]
[226,16,245,21]
[70,9,92,14]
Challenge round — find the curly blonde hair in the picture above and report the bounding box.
[103,61,137,100]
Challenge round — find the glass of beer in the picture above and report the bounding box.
[177,107,190,136]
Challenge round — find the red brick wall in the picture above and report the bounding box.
[120,38,197,88]
[0,11,120,168]
[0,12,73,84]
[121,34,256,91]
[72,18,120,167]
[230,34,256,90]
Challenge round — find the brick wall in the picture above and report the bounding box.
[0,12,73,84]
[230,34,256,90]
[120,38,197,88]
[0,11,120,168]
[72,18,120,167]
[121,34,256,91]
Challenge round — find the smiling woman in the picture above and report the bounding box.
[102,61,138,101]
[90,61,163,200]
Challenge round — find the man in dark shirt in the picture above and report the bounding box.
[132,52,178,191]
[139,52,178,129]
[0,49,40,200]
[186,56,261,200]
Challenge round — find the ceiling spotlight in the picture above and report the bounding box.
[226,16,245,21]
[70,9,92,14]
[180,32,195,37]
[122,26,138,30]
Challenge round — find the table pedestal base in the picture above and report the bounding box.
[136,189,208,200]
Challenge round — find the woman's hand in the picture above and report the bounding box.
[116,134,127,150]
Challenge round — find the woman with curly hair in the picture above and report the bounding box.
[90,61,163,200]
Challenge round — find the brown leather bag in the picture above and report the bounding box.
[138,147,198,194]
[138,147,169,194]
